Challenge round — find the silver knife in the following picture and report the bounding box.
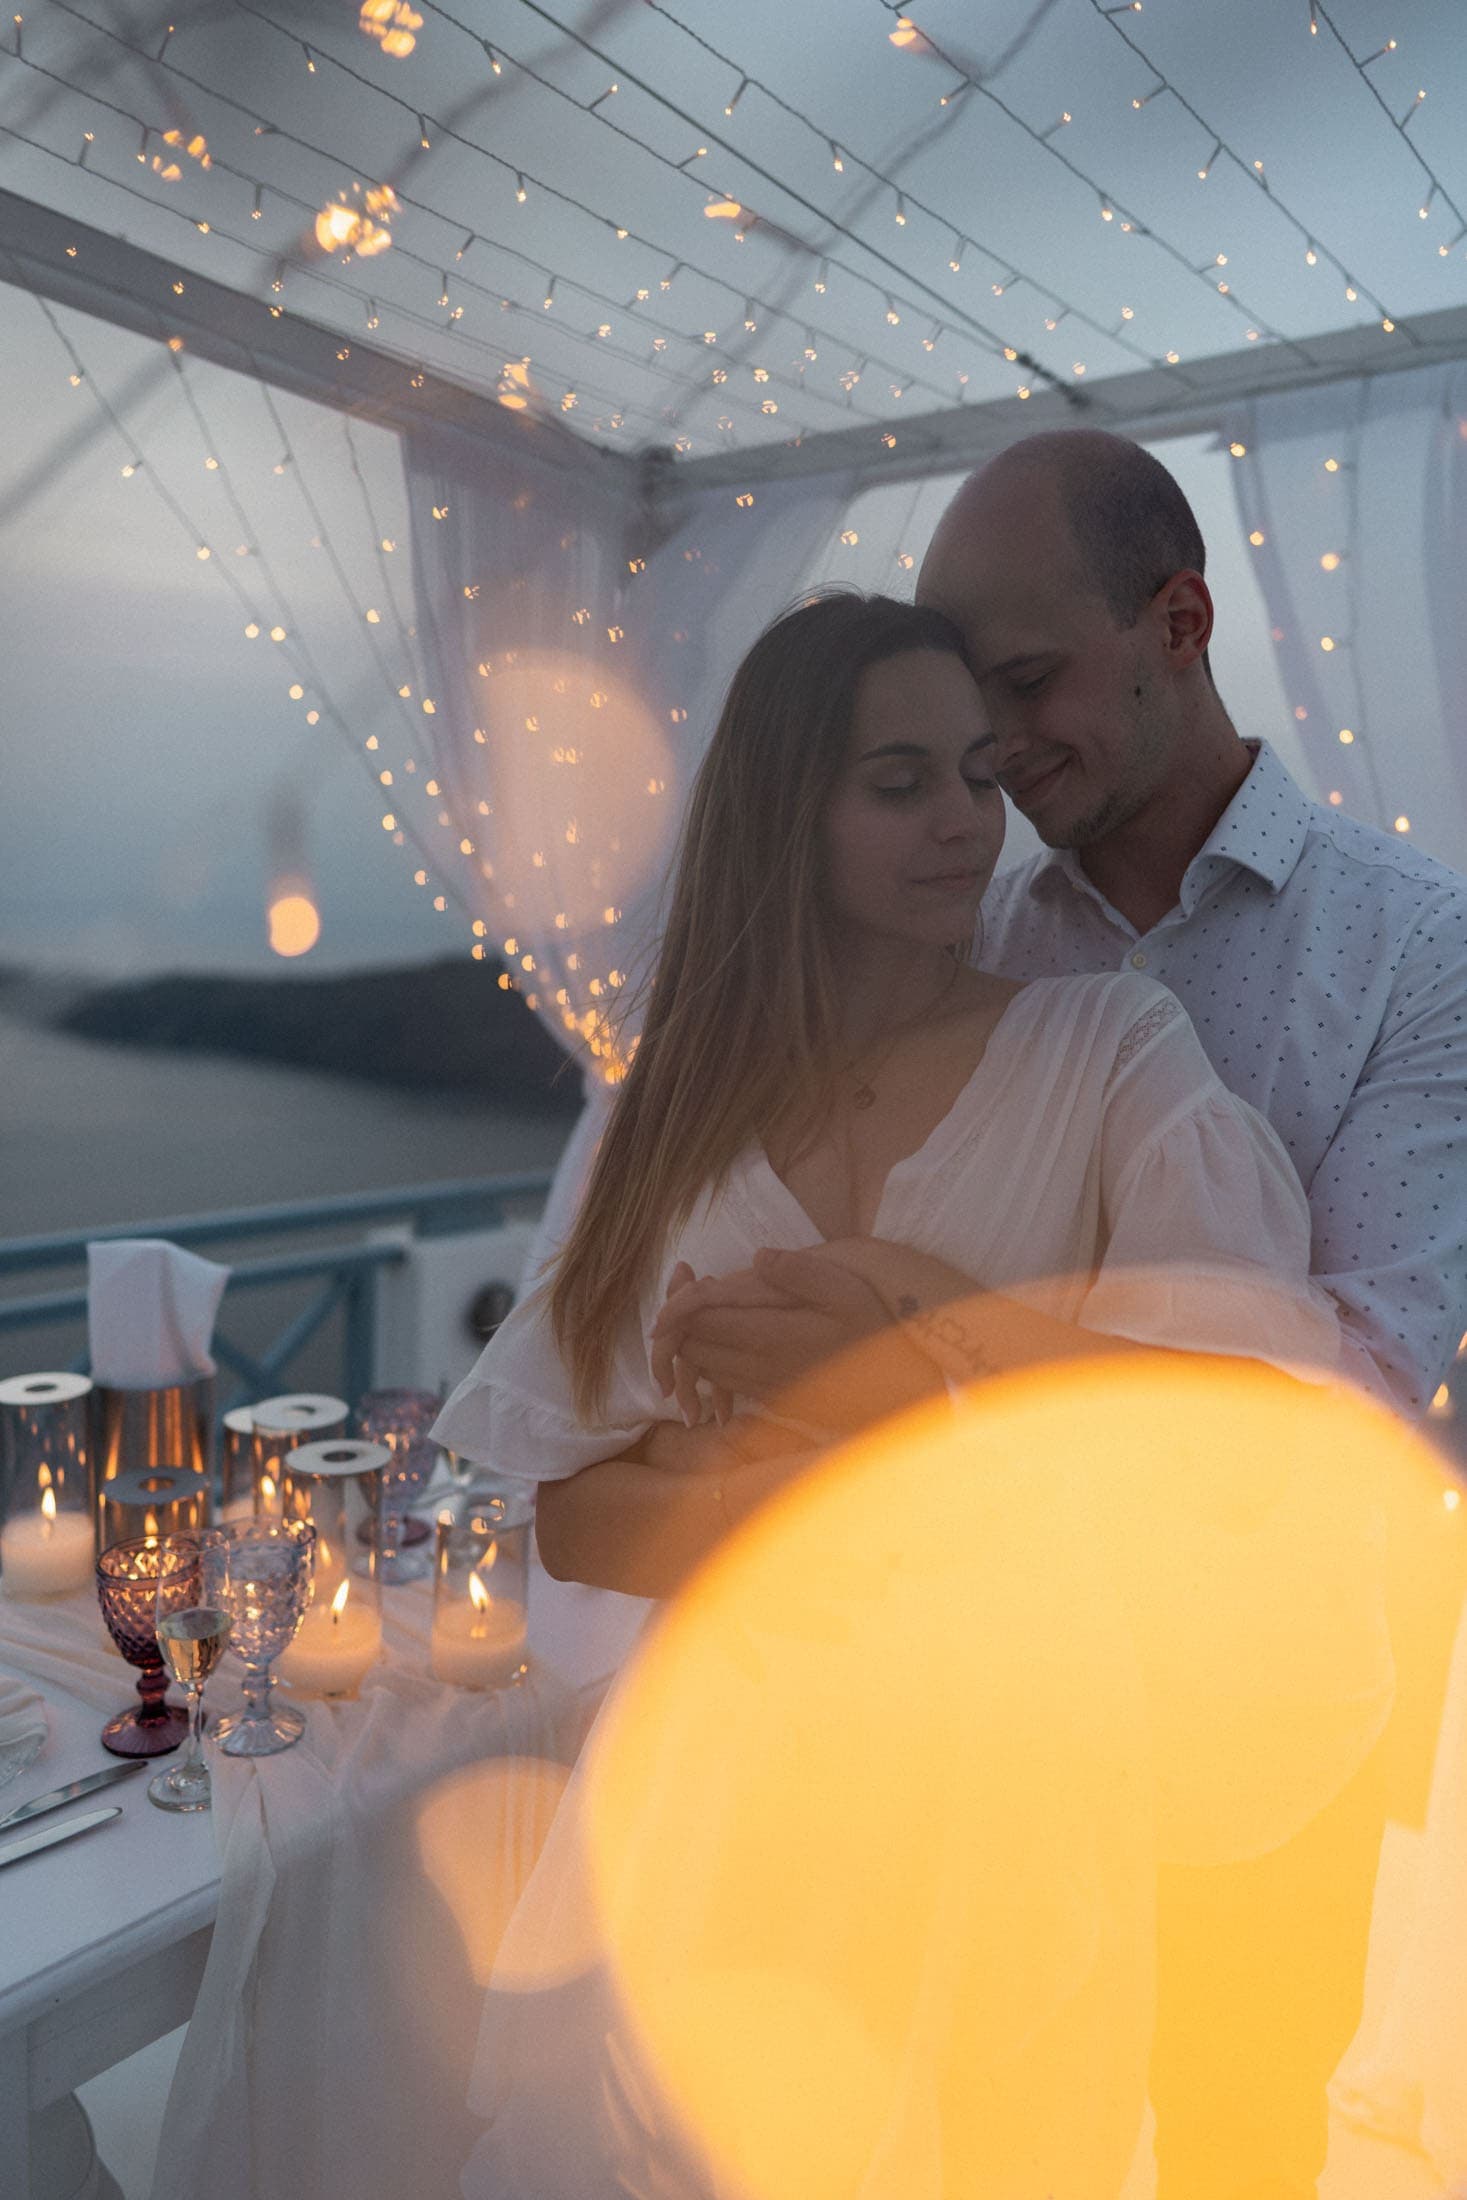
[0,1805,121,1869]
[0,1758,149,1833]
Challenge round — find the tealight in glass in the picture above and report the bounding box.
[275,1440,388,1699]
[0,1372,95,1599]
[430,1492,530,1690]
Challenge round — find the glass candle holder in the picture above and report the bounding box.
[97,1463,212,1555]
[430,1494,530,1690]
[96,1537,191,1756]
[220,1406,256,1520]
[0,1373,96,1599]
[354,1388,443,1582]
[250,1394,350,1516]
[92,1376,214,1534]
[275,1440,388,1698]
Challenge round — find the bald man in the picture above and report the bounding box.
[918,430,1467,2199]
[919,428,1467,1424]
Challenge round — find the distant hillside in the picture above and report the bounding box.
[52,957,584,1110]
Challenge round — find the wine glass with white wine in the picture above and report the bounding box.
[149,1531,232,1814]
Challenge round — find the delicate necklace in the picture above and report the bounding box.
[844,960,962,1112]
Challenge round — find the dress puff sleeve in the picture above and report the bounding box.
[1076,986,1342,1379]
[430,1281,658,1505]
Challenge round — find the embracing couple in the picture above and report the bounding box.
[437,429,1467,2199]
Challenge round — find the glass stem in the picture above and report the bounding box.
[240,1658,274,1725]
[380,1490,402,1570]
[183,1683,206,1772]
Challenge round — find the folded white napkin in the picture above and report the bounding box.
[0,1675,47,1791]
[87,1238,230,1388]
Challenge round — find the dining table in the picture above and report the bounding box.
[0,1538,644,2200]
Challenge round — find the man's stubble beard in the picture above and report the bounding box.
[1033,690,1173,853]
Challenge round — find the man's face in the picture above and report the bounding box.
[917,477,1176,851]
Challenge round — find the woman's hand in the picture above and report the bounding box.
[656,1260,740,1429]
[650,1241,894,1408]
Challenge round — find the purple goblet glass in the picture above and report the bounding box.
[96,1537,190,1757]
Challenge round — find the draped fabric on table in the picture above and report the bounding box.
[1224,359,1467,878]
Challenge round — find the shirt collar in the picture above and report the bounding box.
[1189,739,1312,896]
[1024,740,1313,915]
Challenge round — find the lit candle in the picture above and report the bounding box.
[430,1570,527,1689]
[276,1577,382,1696]
[1,1487,95,1599]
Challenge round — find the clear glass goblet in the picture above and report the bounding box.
[149,1531,231,1813]
[212,1517,316,1757]
[354,1388,443,1585]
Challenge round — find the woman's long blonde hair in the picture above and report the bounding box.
[549,590,966,1415]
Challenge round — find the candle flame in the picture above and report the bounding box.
[469,1572,491,1612]
[331,1578,351,1621]
[40,1486,57,1525]
[261,1473,276,1505]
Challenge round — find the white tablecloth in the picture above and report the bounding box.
[0,1575,587,2200]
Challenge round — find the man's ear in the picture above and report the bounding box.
[1151,569,1213,670]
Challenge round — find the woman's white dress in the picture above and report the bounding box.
[433,972,1347,2200]
[437,973,1338,1497]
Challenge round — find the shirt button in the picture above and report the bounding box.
[1130,951,1148,969]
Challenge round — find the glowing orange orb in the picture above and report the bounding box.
[583,1355,1466,2200]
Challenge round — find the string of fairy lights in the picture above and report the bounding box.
[228,0,1037,416]
[25,17,976,444]
[1236,388,1397,835]
[1081,0,1432,332]
[36,0,1008,429]
[1313,3,1467,257]
[17,0,1462,465]
[406,0,1087,400]
[631,0,1179,390]
[3,263,486,943]
[871,0,1403,364]
[19,13,859,444]
[29,0,1070,433]
[0,103,700,452]
[4,0,1461,1009]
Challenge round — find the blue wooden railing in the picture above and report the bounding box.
[0,1175,553,1411]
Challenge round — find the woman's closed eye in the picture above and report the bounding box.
[871,774,996,800]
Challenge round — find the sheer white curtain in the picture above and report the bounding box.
[1224,361,1467,876]
[406,426,862,1096]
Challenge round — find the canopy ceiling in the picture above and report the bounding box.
[5,0,1467,485]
